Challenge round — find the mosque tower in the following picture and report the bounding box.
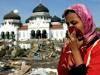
[3,9,21,26]
[25,3,51,39]
[0,10,21,42]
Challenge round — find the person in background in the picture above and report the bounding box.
[58,3,100,75]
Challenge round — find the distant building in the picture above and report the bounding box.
[0,3,67,49]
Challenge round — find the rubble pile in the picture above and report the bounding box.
[29,68,57,75]
[31,40,63,61]
[0,39,64,75]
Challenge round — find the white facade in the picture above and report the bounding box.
[50,29,65,40]
[0,4,68,49]
[0,19,19,40]
[27,16,50,39]
[18,29,29,41]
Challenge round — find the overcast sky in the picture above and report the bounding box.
[0,0,100,27]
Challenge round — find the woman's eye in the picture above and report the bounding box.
[71,21,77,25]
[72,23,77,25]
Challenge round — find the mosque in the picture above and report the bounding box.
[0,3,67,49]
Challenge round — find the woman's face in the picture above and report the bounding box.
[65,13,84,34]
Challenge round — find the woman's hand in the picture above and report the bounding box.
[68,30,83,50]
[67,30,84,66]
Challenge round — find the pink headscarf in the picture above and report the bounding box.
[66,4,97,42]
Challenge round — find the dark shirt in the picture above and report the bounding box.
[69,64,87,75]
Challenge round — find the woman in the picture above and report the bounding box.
[58,4,100,75]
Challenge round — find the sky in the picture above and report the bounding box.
[0,0,100,27]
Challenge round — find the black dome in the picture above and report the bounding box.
[33,4,49,13]
[25,16,33,23]
[51,16,61,22]
[3,11,21,20]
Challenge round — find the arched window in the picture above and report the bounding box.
[6,32,10,39]
[42,30,47,38]
[11,31,15,40]
[1,32,5,39]
[36,30,41,39]
[31,30,35,39]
